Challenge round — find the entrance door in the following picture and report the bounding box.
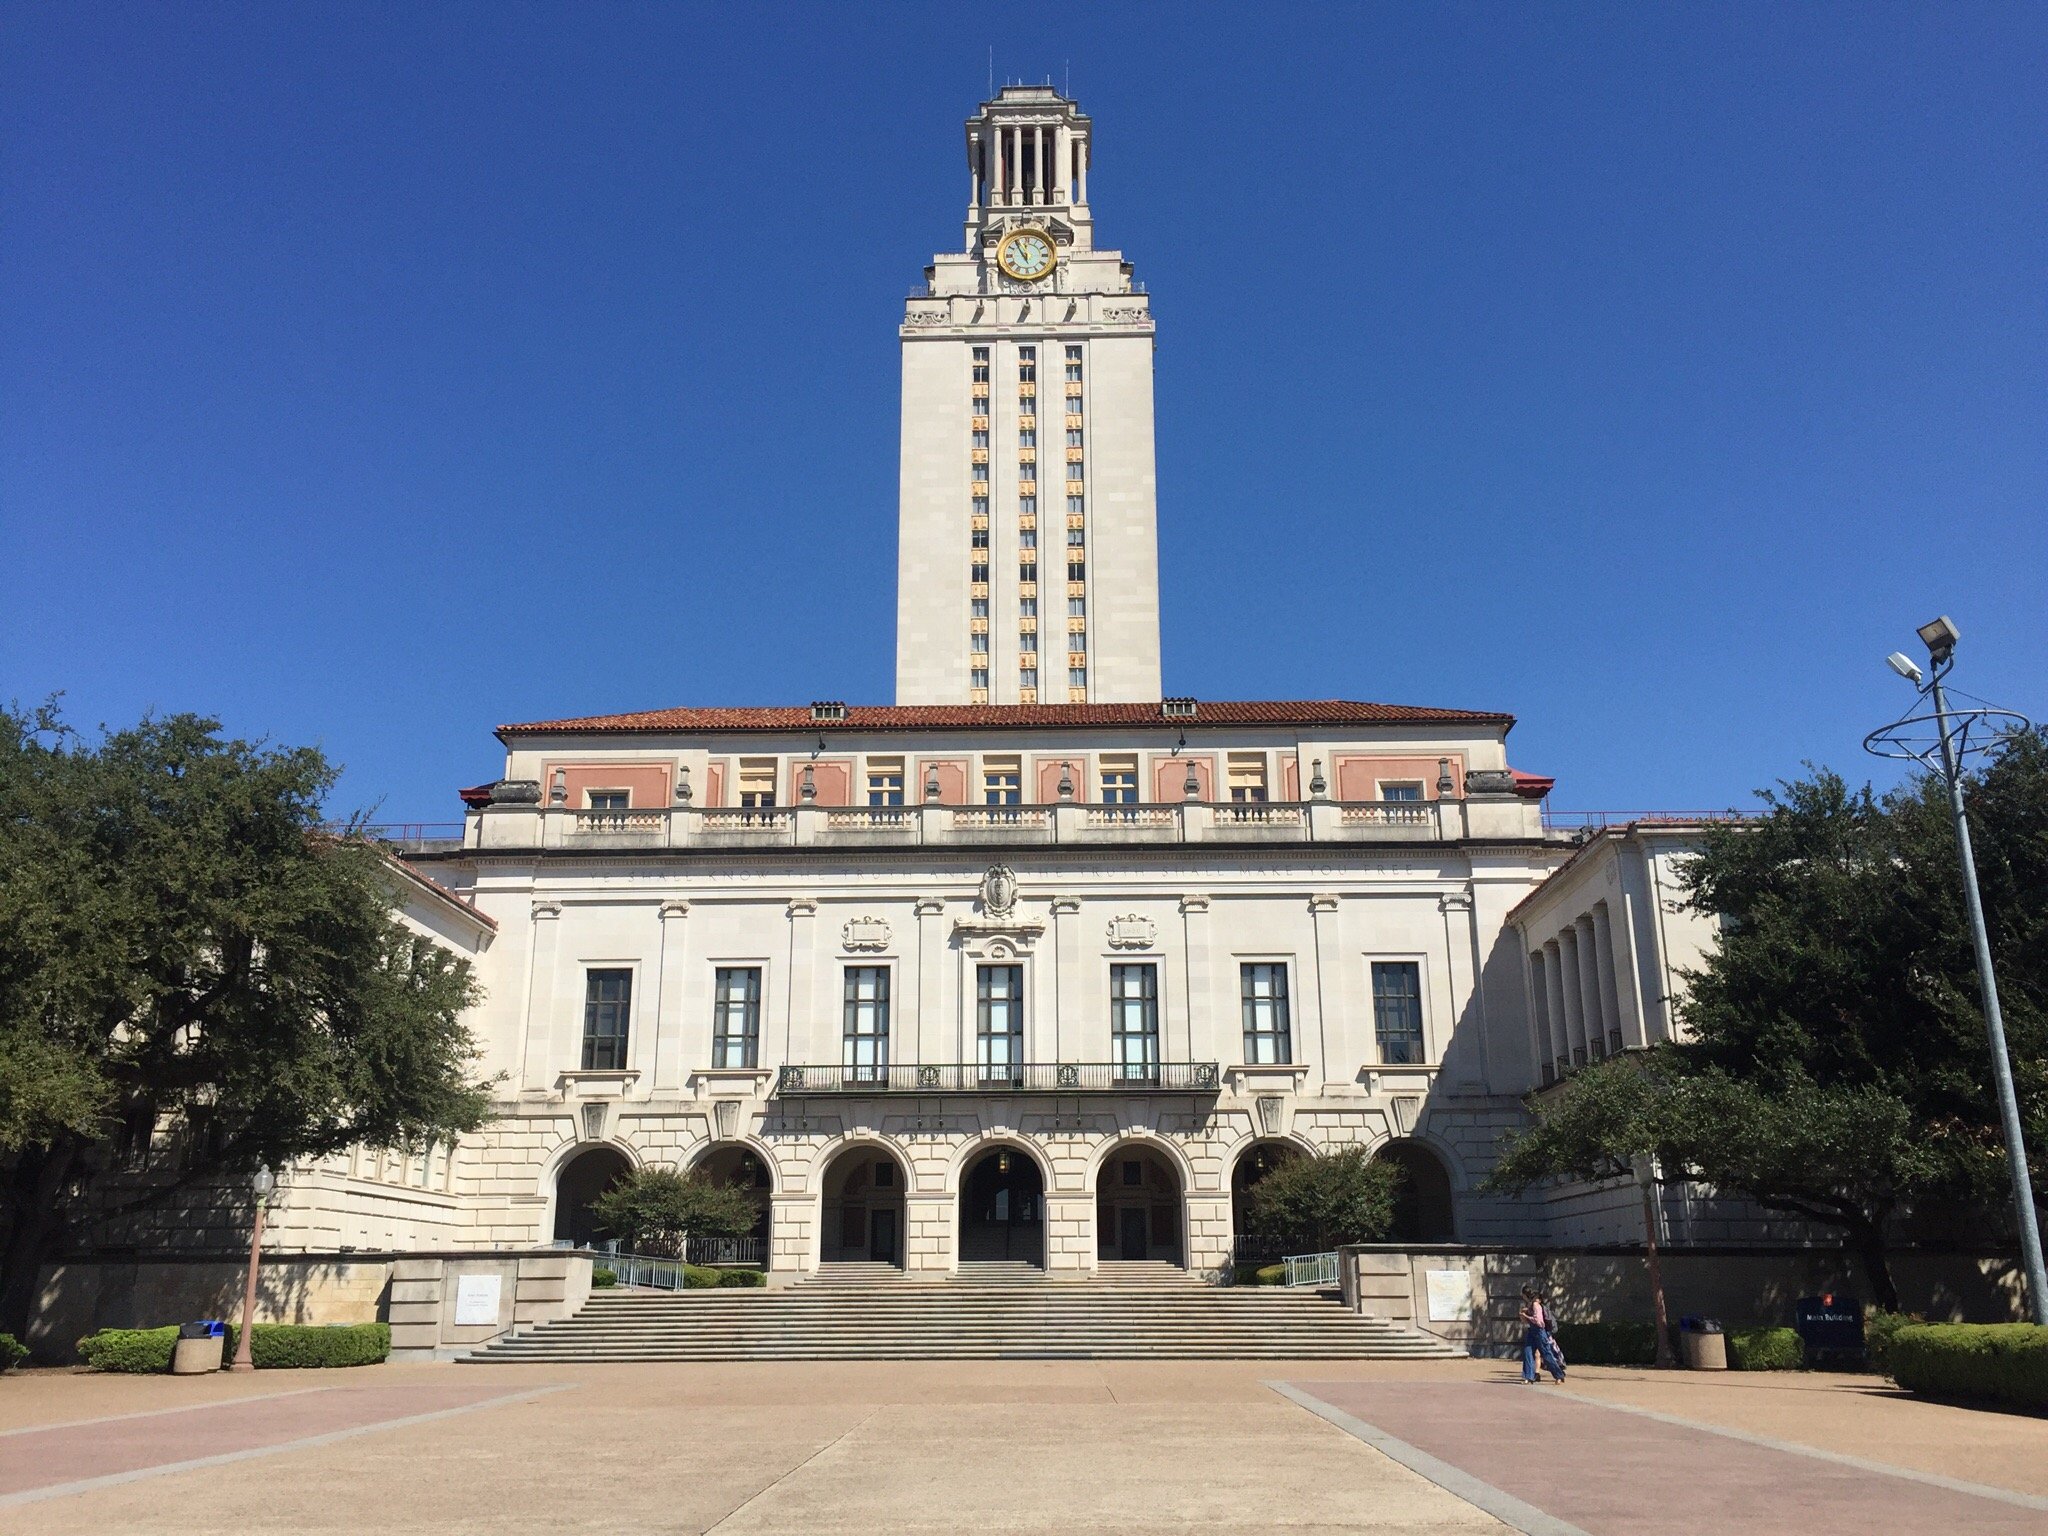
[871,1209,899,1266]
[1119,1207,1148,1261]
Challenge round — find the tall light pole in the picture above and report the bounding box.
[1867,616,2047,1324]
[229,1163,276,1371]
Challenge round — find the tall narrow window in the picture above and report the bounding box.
[976,964,1024,1082]
[737,759,777,810]
[1099,754,1138,806]
[982,757,1022,806]
[581,969,632,1071]
[842,966,890,1084]
[1372,961,1425,1065]
[866,759,905,807]
[1240,963,1292,1064]
[712,966,761,1069]
[1110,963,1160,1083]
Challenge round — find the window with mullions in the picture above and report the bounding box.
[1372,961,1425,1065]
[977,964,1024,1082]
[1240,963,1292,1064]
[842,966,890,1083]
[1110,963,1160,1082]
[581,969,632,1071]
[712,966,761,1068]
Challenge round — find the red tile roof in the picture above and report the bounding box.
[497,699,1516,738]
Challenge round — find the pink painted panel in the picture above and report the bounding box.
[804,758,854,806]
[1333,754,1464,801]
[547,761,672,809]
[919,757,968,803]
[704,761,726,808]
[1034,757,1070,803]
[1152,754,1213,801]
[1280,757,1300,800]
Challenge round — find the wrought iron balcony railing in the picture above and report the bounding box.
[773,1061,1221,1095]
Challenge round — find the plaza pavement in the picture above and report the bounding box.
[1,1357,2043,1534]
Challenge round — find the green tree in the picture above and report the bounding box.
[0,703,493,1335]
[1488,732,2048,1312]
[589,1167,761,1257]
[1243,1147,1402,1251]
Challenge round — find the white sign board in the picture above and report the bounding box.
[1425,1268,1473,1323]
[453,1273,502,1327]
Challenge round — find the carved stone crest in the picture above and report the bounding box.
[980,864,1018,920]
[841,916,891,952]
[1105,913,1156,950]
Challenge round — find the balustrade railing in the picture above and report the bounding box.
[774,1061,1221,1094]
[1340,803,1431,826]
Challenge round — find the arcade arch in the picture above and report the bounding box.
[1095,1143,1185,1266]
[551,1143,632,1249]
[958,1142,1045,1267]
[818,1143,909,1267]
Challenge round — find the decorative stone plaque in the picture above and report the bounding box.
[454,1274,502,1326]
[1105,914,1156,950]
[841,916,891,951]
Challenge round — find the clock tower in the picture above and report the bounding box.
[894,87,1162,707]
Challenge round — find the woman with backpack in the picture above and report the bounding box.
[1519,1283,1567,1383]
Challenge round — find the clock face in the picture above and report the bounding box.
[997,229,1055,282]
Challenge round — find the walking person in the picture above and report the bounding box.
[1519,1283,1566,1383]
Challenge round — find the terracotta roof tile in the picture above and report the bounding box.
[497,699,1515,737]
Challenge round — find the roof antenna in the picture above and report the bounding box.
[1065,59,1070,98]
[988,45,993,100]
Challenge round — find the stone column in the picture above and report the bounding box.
[520,902,563,1092]
[1077,133,1088,205]
[1543,938,1569,1075]
[652,900,689,1093]
[785,898,818,1067]
[1053,123,1067,202]
[1575,914,1604,1056]
[1307,894,1341,1083]
[1179,895,1211,1067]
[1050,896,1081,1060]
[914,898,946,1065]
[1438,891,1478,1077]
[1558,925,1586,1065]
[1527,949,1552,1077]
[1592,902,1623,1056]
[1033,124,1045,203]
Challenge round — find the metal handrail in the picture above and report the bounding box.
[774,1061,1220,1094]
[1282,1251,1340,1289]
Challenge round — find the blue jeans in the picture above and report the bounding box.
[1522,1326,1564,1381]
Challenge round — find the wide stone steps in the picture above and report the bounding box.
[462,1276,1460,1362]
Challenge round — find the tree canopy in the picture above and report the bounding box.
[0,702,493,1332]
[588,1167,762,1258]
[1242,1146,1402,1251]
[1487,729,2048,1311]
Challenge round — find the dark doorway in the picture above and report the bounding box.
[872,1209,899,1266]
[1230,1141,1302,1265]
[1374,1139,1457,1242]
[553,1144,632,1248]
[960,1147,1044,1265]
[1119,1207,1148,1261]
[819,1146,909,1267]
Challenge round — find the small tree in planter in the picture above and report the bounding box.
[589,1168,758,1259]
[1243,1147,1401,1252]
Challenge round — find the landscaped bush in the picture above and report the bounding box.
[714,1268,765,1288]
[221,1323,390,1368]
[591,1267,618,1289]
[1864,1310,1923,1373]
[77,1326,183,1373]
[1,1333,31,1371]
[1886,1323,2048,1410]
[1551,1321,1659,1366]
[676,1264,765,1289]
[1727,1327,1804,1371]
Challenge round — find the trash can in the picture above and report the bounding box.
[1678,1315,1726,1371]
[171,1320,225,1375]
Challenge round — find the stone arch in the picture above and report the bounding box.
[550,1141,635,1249]
[1372,1137,1458,1242]
[687,1140,776,1264]
[816,1139,912,1268]
[945,1132,1054,1189]
[1093,1139,1187,1266]
[1229,1137,1309,1265]
[956,1138,1047,1268]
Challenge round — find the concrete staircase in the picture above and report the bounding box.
[462,1266,1462,1363]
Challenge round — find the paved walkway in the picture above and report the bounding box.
[0,1360,2041,1534]
[1277,1379,2048,1535]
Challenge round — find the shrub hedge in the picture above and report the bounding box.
[1727,1327,1804,1371]
[1887,1323,2048,1410]
[77,1326,182,1373]
[591,1267,618,1289]
[1,1332,33,1371]
[716,1268,765,1288]
[222,1322,390,1368]
[679,1264,765,1289]
[1864,1311,1923,1373]
[78,1322,390,1371]
[1552,1321,1658,1366]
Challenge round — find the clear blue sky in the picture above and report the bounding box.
[6,3,2043,821]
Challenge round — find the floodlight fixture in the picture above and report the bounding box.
[1886,652,1924,685]
[1916,614,1960,665]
